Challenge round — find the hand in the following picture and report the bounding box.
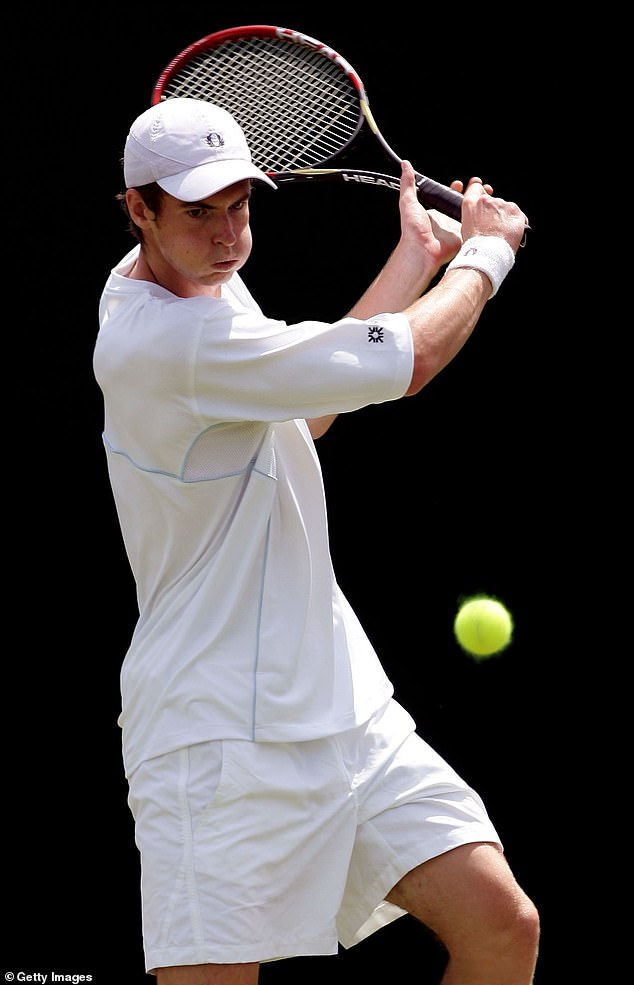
[452,176,528,253]
[399,161,462,270]
[426,209,463,252]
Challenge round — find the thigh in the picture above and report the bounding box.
[156,962,259,984]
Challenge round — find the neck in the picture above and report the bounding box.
[128,250,222,299]
[129,252,158,283]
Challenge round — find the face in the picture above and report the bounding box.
[129,180,254,295]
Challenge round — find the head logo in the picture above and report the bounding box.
[206,131,225,148]
[368,324,384,343]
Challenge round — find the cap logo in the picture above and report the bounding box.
[205,131,225,148]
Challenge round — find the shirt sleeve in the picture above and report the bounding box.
[188,294,414,424]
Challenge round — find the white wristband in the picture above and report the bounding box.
[446,236,515,298]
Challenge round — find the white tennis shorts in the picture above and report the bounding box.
[127,698,501,973]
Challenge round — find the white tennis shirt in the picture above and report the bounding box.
[94,246,414,777]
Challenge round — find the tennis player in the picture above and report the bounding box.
[94,98,539,984]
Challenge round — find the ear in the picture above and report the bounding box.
[126,188,156,229]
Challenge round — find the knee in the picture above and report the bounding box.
[439,851,541,969]
[465,847,540,958]
[389,844,540,972]
[504,891,540,957]
[478,882,540,968]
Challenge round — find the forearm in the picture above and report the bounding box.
[404,267,492,396]
[310,238,437,438]
[348,237,441,319]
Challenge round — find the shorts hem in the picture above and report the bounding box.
[146,937,338,973]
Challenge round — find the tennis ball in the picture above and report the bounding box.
[454,596,513,659]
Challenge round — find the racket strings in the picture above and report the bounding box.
[160,36,363,172]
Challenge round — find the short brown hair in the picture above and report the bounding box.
[116,182,166,244]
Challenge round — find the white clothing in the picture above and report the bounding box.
[94,246,414,777]
[127,698,501,973]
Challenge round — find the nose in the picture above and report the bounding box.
[213,212,238,245]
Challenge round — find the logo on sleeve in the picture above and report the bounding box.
[368,324,384,343]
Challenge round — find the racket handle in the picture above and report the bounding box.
[416,176,532,235]
[415,176,463,221]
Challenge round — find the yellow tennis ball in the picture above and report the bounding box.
[454,596,513,659]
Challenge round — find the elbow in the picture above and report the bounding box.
[404,359,434,396]
[307,414,338,438]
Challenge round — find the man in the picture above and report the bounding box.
[94,97,539,984]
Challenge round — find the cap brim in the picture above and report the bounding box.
[157,160,276,201]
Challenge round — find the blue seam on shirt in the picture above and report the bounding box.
[251,514,272,739]
[102,433,274,484]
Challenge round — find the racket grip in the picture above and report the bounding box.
[416,176,532,235]
[415,177,463,221]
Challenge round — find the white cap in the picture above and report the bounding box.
[123,97,276,200]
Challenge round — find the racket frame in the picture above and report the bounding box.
[151,25,464,219]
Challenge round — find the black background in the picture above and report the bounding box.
[7,5,594,982]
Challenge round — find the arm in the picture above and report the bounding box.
[307,414,339,439]
[349,162,464,320]
[398,163,527,395]
[308,164,464,439]
[308,162,526,433]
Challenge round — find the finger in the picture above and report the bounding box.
[400,160,416,185]
[399,160,419,201]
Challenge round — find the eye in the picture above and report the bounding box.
[186,207,207,219]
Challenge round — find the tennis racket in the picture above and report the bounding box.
[151,24,465,221]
